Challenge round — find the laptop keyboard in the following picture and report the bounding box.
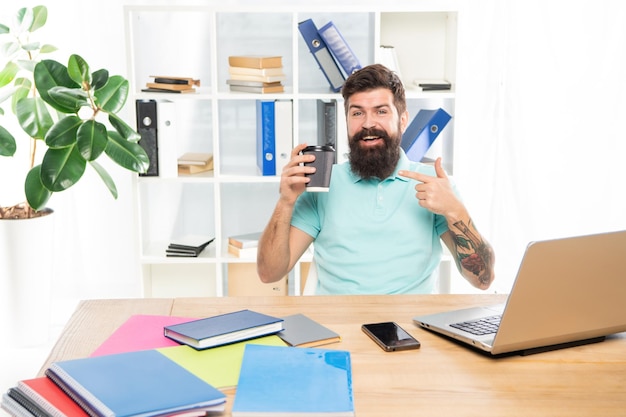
[450,315,502,335]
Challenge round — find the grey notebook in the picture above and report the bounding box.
[277,313,341,347]
[414,230,626,356]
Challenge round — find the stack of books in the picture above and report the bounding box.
[227,231,261,258]
[143,75,200,94]
[227,55,285,94]
[166,235,214,258]
[177,152,214,175]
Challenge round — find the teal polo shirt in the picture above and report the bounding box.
[291,150,450,295]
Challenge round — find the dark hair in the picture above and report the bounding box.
[341,64,406,116]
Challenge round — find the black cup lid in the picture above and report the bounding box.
[303,145,335,152]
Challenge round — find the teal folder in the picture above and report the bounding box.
[232,344,354,416]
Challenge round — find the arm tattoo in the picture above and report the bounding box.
[451,220,494,286]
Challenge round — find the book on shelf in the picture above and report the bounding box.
[149,75,201,87]
[163,309,284,350]
[45,349,226,417]
[2,377,89,417]
[400,108,452,163]
[228,66,285,77]
[177,152,213,166]
[228,55,283,69]
[229,84,285,94]
[166,235,215,258]
[378,45,403,79]
[228,231,262,249]
[277,313,341,348]
[318,20,362,77]
[141,87,196,94]
[226,79,283,88]
[157,335,287,391]
[145,82,196,92]
[298,18,345,92]
[227,73,286,83]
[414,79,452,91]
[177,152,214,175]
[232,344,355,416]
[228,243,257,258]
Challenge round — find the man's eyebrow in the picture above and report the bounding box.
[348,103,391,111]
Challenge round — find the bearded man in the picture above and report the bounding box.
[257,64,495,295]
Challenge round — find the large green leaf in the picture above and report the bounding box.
[16,96,53,139]
[94,75,129,113]
[0,62,19,88]
[25,165,52,211]
[91,69,109,90]
[0,23,9,34]
[109,112,141,142]
[76,119,107,161]
[0,125,17,156]
[68,54,91,87]
[40,44,57,54]
[33,59,80,112]
[90,160,118,199]
[105,130,149,173]
[16,7,32,31]
[29,6,48,33]
[10,77,32,113]
[40,145,86,192]
[45,115,82,148]
[47,86,89,113]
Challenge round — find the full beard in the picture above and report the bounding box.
[348,128,401,180]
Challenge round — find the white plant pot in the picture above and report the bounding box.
[0,209,54,347]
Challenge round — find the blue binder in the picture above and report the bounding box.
[401,108,452,162]
[318,21,362,77]
[256,100,276,176]
[298,19,345,92]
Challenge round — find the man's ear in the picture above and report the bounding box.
[400,110,409,133]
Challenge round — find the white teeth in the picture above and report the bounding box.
[363,136,378,141]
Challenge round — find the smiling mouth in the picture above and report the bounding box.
[362,135,380,141]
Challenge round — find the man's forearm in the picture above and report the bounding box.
[257,200,295,283]
[448,218,495,289]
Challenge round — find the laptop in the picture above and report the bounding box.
[413,230,626,356]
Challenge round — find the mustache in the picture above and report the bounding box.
[352,128,389,142]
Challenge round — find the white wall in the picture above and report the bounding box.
[1,0,625,308]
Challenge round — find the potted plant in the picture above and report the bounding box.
[0,5,149,346]
[0,5,149,218]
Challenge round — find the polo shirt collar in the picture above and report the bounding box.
[348,148,411,184]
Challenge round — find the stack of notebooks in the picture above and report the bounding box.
[227,55,285,94]
[143,75,200,94]
[177,152,214,175]
[166,235,214,257]
[1,310,347,417]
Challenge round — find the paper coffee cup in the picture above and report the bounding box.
[302,145,335,192]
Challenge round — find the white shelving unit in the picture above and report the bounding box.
[124,2,459,297]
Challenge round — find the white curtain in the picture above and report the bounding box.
[453,0,626,293]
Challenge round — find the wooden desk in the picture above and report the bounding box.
[39,295,626,417]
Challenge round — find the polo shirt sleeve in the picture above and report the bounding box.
[291,192,321,239]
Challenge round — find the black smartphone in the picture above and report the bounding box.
[361,322,421,352]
